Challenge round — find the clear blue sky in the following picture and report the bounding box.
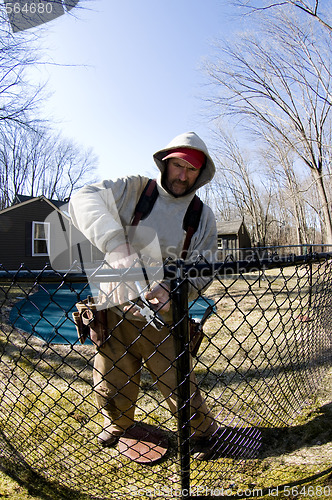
[27,0,238,181]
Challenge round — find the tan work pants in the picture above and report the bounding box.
[93,309,217,437]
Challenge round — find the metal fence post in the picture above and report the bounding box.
[171,261,191,499]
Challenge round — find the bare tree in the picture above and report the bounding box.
[260,135,309,244]
[0,125,98,209]
[0,0,94,125]
[0,5,47,130]
[209,127,276,245]
[205,11,332,243]
[0,1,100,210]
[233,0,332,32]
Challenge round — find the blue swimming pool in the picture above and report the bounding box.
[10,283,93,344]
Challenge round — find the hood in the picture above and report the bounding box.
[153,131,215,195]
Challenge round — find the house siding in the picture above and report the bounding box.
[0,199,55,270]
[217,221,252,260]
[0,198,104,271]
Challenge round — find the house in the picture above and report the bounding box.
[0,195,103,271]
[217,219,252,260]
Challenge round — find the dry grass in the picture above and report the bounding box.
[0,264,331,499]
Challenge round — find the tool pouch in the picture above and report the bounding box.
[189,301,215,357]
[72,296,108,347]
[189,318,204,357]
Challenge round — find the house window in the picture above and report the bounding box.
[32,222,50,256]
[217,237,223,249]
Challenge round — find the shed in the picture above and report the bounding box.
[0,195,103,271]
[217,220,252,260]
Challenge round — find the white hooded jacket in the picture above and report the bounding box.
[69,132,217,304]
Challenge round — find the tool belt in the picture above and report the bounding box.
[72,297,208,356]
[72,296,108,347]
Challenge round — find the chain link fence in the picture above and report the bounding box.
[0,251,331,499]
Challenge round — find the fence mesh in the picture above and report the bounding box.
[0,252,331,499]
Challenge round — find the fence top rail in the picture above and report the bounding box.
[1,251,332,283]
[232,244,332,251]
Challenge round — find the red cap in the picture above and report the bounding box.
[162,147,206,169]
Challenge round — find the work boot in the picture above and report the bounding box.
[97,429,119,448]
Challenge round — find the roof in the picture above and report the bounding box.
[0,195,70,218]
[12,194,68,209]
[217,220,245,236]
